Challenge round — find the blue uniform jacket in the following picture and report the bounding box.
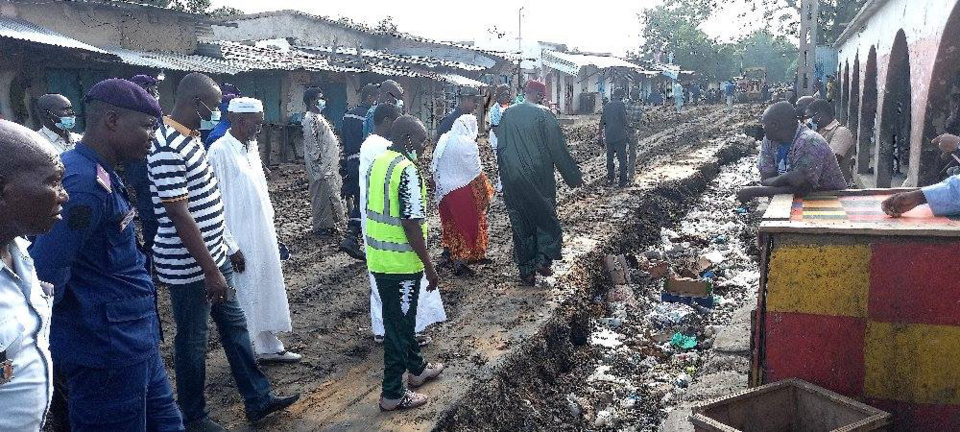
[342,104,371,157]
[31,144,160,369]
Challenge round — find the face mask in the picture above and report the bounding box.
[395,99,404,111]
[316,99,327,112]
[199,109,221,131]
[806,120,818,131]
[55,116,76,131]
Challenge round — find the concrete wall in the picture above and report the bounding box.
[0,1,200,53]
[212,14,378,49]
[836,0,960,187]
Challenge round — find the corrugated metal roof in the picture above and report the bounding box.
[213,41,361,73]
[0,16,115,55]
[294,45,486,73]
[542,50,645,75]
[439,73,485,88]
[104,47,243,75]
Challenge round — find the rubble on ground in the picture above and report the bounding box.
[558,154,763,431]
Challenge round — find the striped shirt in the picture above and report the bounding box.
[148,117,237,285]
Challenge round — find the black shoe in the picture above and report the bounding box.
[185,418,228,432]
[339,237,365,261]
[247,393,301,423]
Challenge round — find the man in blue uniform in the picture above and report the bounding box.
[339,83,378,259]
[436,87,480,141]
[363,80,404,140]
[30,79,185,431]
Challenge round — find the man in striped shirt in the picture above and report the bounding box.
[148,73,298,431]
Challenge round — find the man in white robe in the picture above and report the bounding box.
[360,103,446,345]
[208,97,300,363]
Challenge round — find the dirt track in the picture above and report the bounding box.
[152,103,761,431]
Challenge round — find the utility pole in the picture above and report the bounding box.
[798,0,820,96]
[517,6,524,95]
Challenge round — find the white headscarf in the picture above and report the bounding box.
[431,114,481,203]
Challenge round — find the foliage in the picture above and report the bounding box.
[375,16,399,35]
[739,0,869,44]
[208,6,243,18]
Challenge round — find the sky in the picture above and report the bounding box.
[211,0,770,56]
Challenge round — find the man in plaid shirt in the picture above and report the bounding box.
[625,91,644,175]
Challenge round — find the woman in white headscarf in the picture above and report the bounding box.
[430,114,494,275]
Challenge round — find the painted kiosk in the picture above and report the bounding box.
[751,190,960,431]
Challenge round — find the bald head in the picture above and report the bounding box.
[762,101,801,143]
[37,94,71,112]
[0,120,58,178]
[0,120,67,238]
[389,115,427,156]
[37,94,75,132]
[173,73,222,129]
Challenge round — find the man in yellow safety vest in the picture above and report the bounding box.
[365,115,443,411]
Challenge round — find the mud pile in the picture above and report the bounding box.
[434,132,762,432]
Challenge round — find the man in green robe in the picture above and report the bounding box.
[496,81,583,285]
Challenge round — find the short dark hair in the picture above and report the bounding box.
[373,103,401,126]
[361,83,379,100]
[808,99,835,118]
[303,87,323,106]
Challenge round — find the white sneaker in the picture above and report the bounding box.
[257,351,302,364]
[408,362,444,388]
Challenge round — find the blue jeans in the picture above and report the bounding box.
[62,353,184,431]
[167,264,272,423]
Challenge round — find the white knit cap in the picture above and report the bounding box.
[228,97,263,113]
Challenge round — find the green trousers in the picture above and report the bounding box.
[374,272,426,399]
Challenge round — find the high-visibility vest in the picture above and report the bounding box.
[365,149,428,274]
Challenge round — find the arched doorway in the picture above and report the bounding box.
[841,62,850,123]
[877,30,912,188]
[858,47,879,175]
[849,55,861,139]
[922,0,960,186]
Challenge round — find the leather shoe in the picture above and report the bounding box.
[185,418,227,432]
[246,393,301,423]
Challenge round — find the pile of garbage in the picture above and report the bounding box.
[565,155,763,431]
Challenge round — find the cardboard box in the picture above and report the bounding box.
[665,276,712,298]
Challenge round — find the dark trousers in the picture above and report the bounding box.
[627,131,638,178]
[374,272,426,400]
[503,190,563,278]
[344,158,361,232]
[606,138,628,186]
[126,159,158,274]
[167,264,272,423]
[61,353,184,432]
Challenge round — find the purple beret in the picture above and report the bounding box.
[130,74,158,87]
[85,78,162,118]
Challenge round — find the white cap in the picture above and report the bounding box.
[228,97,263,113]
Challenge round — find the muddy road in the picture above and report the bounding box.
[151,103,762,431]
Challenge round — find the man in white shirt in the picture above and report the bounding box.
[0,119,69,431]
[35,94,81,154]
[360,104,446,346]
[208,98,300,364]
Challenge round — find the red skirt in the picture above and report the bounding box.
[439,174,494,262]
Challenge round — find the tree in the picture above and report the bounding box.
[638,0,733,81]
[734,29,799,82]
[208,6,243,18]
[739,0,868,44]
[375,16,399,35]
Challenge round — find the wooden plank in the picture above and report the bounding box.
[806,188,917,197]
[763,194,795,221]
[759,220,960,237]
